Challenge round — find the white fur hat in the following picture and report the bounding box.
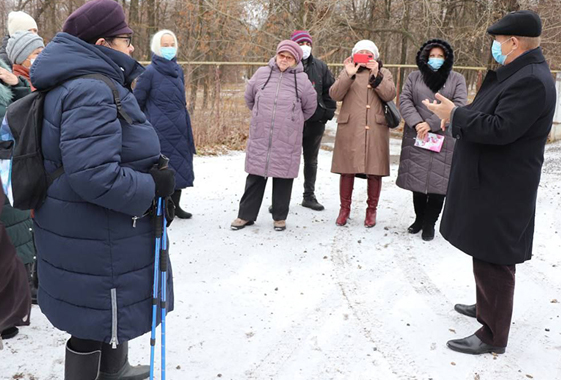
[150,30,179,57]
[8,11,38,37]
[352,39,379,60]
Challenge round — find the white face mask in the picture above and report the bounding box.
[300,45,312,60]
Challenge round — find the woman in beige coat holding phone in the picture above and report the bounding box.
[330,39,396,228]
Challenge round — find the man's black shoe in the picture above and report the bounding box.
[302,196,324,211]
[447,334,505,355]
[454,303,476,318]
[1,327,19,340]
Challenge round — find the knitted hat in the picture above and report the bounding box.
[62,0,133,43]
[276,40,303,63]
[291,30,312,46]
[7,11,38,36]
[7,31,44,65]
[352,40,380,59]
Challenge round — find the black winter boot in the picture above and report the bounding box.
[98,341,150,380]
[64,340,101,380]
[408,192,427,234]
[422,194,445,241]
[301,195,325,211]
[171,190,192,219]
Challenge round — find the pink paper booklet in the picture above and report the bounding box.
[414,132,445,152]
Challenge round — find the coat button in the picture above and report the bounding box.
[365,126,370,130]
[366,105,371,109]
[367,85,372,89]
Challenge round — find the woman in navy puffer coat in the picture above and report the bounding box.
[30,2,176,376]
[135,29,195,219]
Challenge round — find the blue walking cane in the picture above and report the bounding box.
[150,155,169,380]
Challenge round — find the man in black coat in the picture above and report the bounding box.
[291,30,337,211]
[424,10,556,355]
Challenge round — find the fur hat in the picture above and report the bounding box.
[416,39,455,93]
[7,11,38,37]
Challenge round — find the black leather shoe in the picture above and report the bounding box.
[302,196,325,211]
[454,303,476,318]
[447,334,505,355]
[1,327,19,340]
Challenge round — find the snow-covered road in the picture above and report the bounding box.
[2,136,561,380]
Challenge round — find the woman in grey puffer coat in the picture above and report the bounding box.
[396,39,467,241]
[231,40,317,231]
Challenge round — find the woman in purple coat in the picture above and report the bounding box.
[231,40,317,231]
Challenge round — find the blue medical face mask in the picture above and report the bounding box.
[160,47,177,60]
[428,57,444,71]
[491,38,513,65]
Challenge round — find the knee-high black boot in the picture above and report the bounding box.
[408,192,427,234]
[98,341,150,380]
[171,190,192,219]
[422,194,445,241]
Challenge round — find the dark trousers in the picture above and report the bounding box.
[473,258,516,347]
[302,121,326,198]
[238,174,294,221]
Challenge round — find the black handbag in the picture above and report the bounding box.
[382,100,401,129]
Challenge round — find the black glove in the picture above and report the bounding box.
[149,166,175,198]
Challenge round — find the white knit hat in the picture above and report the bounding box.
[150,30,179,57]
[352,40,380,60]
[8,11,38,37]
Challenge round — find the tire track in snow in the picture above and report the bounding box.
[244,281,344,379]
[330,223,427,380]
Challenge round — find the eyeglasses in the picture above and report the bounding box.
[107,36,132,47]
[277,53,295,62]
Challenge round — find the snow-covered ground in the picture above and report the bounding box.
[2,128,561,380]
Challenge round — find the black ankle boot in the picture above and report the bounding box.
[171,190,192,219]
[65,340,101,380]
[98,341,150,380]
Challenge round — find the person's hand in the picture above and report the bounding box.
[422,93,455,131]
[365,60,379,76]
[415,122,431,140]
[344,57,362,77]
[149,166,176,198]
[0,67,19,86]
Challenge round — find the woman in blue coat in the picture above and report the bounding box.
[135,29,196,219]
[30,1,176,379]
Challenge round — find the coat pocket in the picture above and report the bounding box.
[254,95,261,117]
[375,114,388,127]
[337,113,349,125]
